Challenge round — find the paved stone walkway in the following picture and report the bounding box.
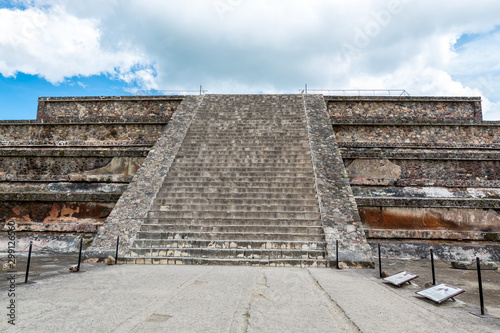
[2,262,499,332]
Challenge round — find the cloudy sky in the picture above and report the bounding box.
[1,0,500,119]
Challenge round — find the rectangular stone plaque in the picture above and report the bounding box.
[416,283,465,303]
[383,271,419,287]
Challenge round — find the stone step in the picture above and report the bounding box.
[139,224,322,234]
[170,162,313,169]
[144,218,321,227]
[172,157,312,164]
[176,151,310,157]
[177,146,311,153]
[183,137,309,143]
[181,141,309,146]
[172,159,312,165]
[165,171,314,178]
[191,123,306,128]
[156,192,317,201]
[175,149,310,155]
[122,257,331,267]
[161,176,315,185]
[189,124,306,129]
[131,238,326,250]
[185,134,309,139]
[162,176,315,184]
[151,204,320,213]
[188,124,306,129]
[156,186,317,195]
[191,116,305,121]
[194,114,305,118]
[156,197,318,206]
[184,132,308,137]
[174,154,310,161]
[187,130,306,135]
[178,146,311,152]
[193,114,305,118]
[178,147,310,153]
[181,142,309,147]
[127,247,325,260]
[147,210,321,220]
[189,117,304,122]
[136,230,324,241]
[165,166,314,173]
[159,181,315,188]
[180,141,310,147]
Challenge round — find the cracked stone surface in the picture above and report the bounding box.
[3,264,500,332]
[302,95,373,267]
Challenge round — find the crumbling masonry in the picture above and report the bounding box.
[1,94,499,267]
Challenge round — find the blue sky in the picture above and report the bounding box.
[0,73,138,119]
[1,0,500,120]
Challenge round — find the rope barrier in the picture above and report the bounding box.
[0,242,32,261]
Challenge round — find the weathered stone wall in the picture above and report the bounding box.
[341,148,500,161]
[345,158,500,187]
[346,155,500,245]
[1,96,184,252]
[334,124,500,148]
[0,182,127,202]
[326,96,481,123]
[0,201,114,224]
[37,96,182,120]
[0,122,165,146]
[0,156,145,182]
[333,96,500,258]
[360,206,500,233]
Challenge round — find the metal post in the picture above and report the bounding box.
[200,85,202,95]
[77,238,83,272]
[25,241,33,283]
[430,249,436,285]
[476,257,485,316]
[305,84,307,94]
[115,236,120,265]
[335,240,339,269]
[378,243,382,278]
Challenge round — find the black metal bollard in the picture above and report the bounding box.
[336,240,339,269]
[115,236,120,265]
[430,249,436,285]
[378,243,382,278]
[77,238,83,272]
[25,241,33,283]
[476,257,486,316]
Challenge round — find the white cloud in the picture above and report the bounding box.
[2,0,500,119]
[0,4,148,84]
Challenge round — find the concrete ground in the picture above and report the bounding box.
[1,253,500,332]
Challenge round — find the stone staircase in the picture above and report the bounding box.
[125,95,330,266]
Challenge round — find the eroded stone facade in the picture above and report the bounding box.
[0,96,182,252]
[1,94,498,262]
[38,96,182,120]
[326,96,481,122]
[332,96,500,259]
